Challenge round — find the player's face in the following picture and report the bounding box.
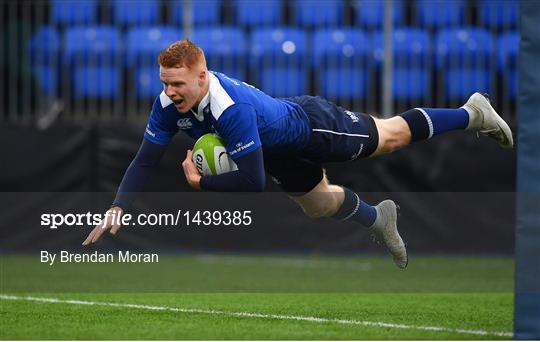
[160,65,206,113]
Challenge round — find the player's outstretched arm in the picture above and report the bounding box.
[82,206,123,245]
[82,139,168,245]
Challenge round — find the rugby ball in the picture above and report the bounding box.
[192,133,238,176]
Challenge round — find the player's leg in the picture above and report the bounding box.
[370,116,412,156]
[265,156,407,268]
[371,92,514,157]
[288,172,345,218]
[289,173,408,269]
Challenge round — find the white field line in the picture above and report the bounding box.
[0,294,512,338]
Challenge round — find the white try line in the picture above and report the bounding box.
[0,294,512,338]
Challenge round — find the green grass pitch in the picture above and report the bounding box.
[1,254,513,340]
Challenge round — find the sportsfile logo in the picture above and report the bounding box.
[40,210,253,229]
[177,118,193,130]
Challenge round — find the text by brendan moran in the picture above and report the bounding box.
[40,250,159,266]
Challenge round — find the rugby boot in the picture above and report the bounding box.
[372,200,408,269]
[461,92,514,148]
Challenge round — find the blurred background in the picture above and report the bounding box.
[2,0,518,121]
[0,0,517,255]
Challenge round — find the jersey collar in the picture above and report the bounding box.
[191,76,211,122]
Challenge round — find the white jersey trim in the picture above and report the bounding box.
[415,108,434,139]
[312,129,369,138]
[208,73,235,121]
[192,88,210,121]
[159,91,173,108]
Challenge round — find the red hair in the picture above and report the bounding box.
[158,39,206,69]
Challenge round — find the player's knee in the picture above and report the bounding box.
[384,139,405,153]
[378,140,395,154]
[374,117,411,155]
[299,193,341,219]
[292,175,342,219]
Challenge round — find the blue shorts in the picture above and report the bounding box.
[265,95,379,194]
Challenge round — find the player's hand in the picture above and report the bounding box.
[182,149,202,190]
[82,206,123,245]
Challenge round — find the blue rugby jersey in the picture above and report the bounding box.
[144,71,311,159]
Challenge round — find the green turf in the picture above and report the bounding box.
[1,254,513,292]
[1,293,512,340]
[0,254,513,339]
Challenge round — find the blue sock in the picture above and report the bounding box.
[331,187,377,227]
[401,108,469,142]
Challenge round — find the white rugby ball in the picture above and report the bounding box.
[192,133,238,176]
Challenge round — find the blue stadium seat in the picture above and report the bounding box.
[73,67,120,98]
[373,28,431,100]
[391,28,431,68]
[64,26,121,66]
[445,69,491,99]
[235,0,282,27]
[354,0,404,29]
[392,69,429,101]
[436,28,494,69]
[191,27,247,80]
[126,27,181,67]
[436,28,494,100]
[313,28,371,100]
[133,66,162,99]
[498,32,519,99]
[126,26,181,98]
[170,0,220,26]
[373,29,431,67]
[260,68,306,98]
[250,28,307,97]
[292,0,344,27]
[112,0,160,26]
[50,0,97,26]
[478,0,518,30]
[318,68,369,101]
[29,27,61,66]
[64,26,122,99]
[28,26,61,95]
[415,0,465,29]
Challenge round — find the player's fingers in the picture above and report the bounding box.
[82,225,101,245]
[90,224,110,243]
[182,150,189,165]
[182,151,193,169]
[110,223,121,235]
[82,229,96,245]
